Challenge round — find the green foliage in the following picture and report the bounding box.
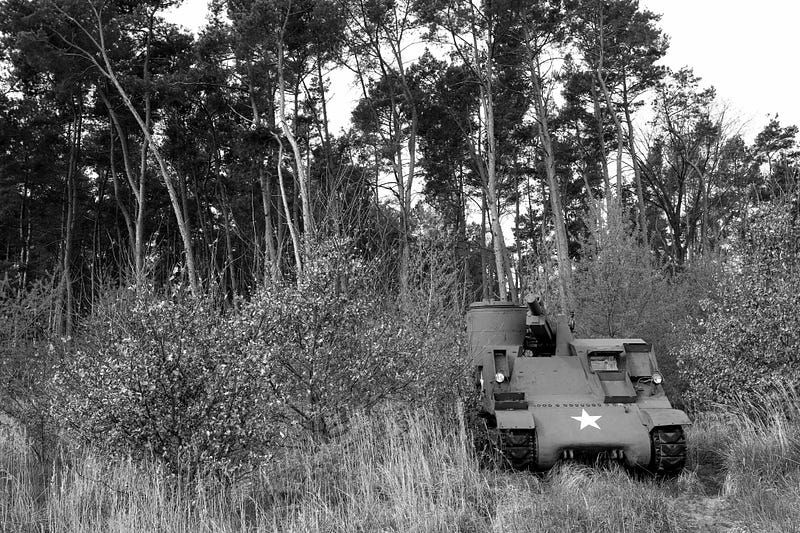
[678,199,800,408]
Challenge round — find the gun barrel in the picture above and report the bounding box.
[525,294,545,316]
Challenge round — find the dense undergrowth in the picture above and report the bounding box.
[3,199,800,531]
[3,395,800,533]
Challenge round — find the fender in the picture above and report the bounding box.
[495,409,536,430]
[639,408,691,430]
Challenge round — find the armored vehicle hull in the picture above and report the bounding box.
[469,299,689,474]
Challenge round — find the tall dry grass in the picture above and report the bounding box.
[718,387,800,531]
[1,408,491,532]
[2,397,800,532]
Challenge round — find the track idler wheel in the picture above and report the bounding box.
[650,425,687,476]
[498,429,537,470]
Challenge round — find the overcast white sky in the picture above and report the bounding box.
[639,0,800,138]
[166,0,800,139]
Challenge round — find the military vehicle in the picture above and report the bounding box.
[468,296,689,474]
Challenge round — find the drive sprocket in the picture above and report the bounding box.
[498,428,538,470]
[650,425,687,476]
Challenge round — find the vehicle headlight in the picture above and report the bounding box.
[495,372,505,383]
[652,372,663,385]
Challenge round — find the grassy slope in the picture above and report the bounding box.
[2,404,800,533]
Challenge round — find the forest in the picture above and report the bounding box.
[1,0,800,531]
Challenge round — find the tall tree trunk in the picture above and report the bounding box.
[597,72,624,201]
[134,149,146,283]
[108,130,135,260]
[112,93,198,294]
[594,12,624,203]
[591,84,612,204]
[457,164,469,293]
[481,193,489,300]
[219,186,238,297]
[276,38,314,254]
[194,174,218,282]
[701,177,710,254]
[531,64,572,312]
[258,167,279,283]
[248,63,280,284]
[138,28,153,286]
[101,92,145,284]
[91,169,108,309]
[88,5,200,295]
[272,133,303,280]
[622,79,647,235]
[460,3,517,303]
[670,214,684,268]
[19,168,30,289]
[60,109,81,336]
[515,167,523,292]
[481,76,517,302]
[316,55,333,182]
[250,184,261,282]
[389,100,411,299]
[391,38,420,302]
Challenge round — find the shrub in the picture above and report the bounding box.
[51,238,467,473]
[51,289,279,474]
[573,214,672,339]
[677,198,800,408]
[244,236,467,437]
[571,213,717,401]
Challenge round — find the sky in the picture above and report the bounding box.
[638,0,800,139]
[165,0,800,139]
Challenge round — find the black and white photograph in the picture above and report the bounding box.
[1,0,798,530]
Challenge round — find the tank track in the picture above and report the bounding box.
[650,425,687,476]
[498,429,538,470]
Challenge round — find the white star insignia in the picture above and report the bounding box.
[571,409,602,430]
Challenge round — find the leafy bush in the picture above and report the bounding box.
[571,214,717,401]
[573,215,672,339]
[678,198,800,408]
[51,289,279,473]
[248,237,467,436]
[51,238,466,473]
